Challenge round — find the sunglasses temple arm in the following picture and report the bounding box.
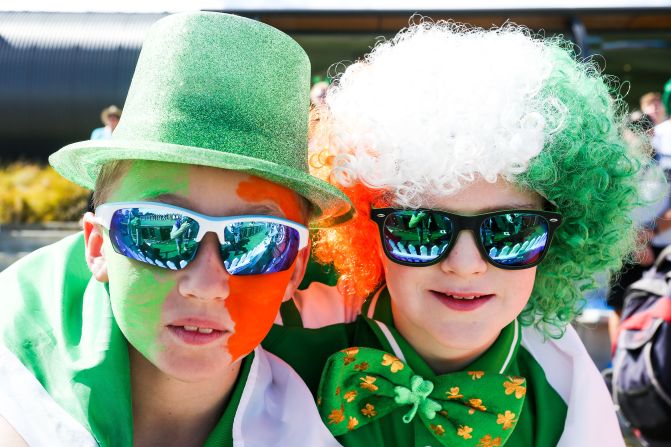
[90,210,111,230]
[298,227,310,250]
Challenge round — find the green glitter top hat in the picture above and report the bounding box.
[49,12,352,225]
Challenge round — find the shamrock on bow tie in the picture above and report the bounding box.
[394,375,443,423]
[317,347,526,447]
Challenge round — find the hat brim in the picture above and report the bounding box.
[49,139,353,227]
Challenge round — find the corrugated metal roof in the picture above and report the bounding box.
[0,12,167,156]
[0,12,162,48]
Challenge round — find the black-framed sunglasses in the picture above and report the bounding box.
[370,208,563,270]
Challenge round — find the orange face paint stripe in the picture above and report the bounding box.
[236,177,303,222]
[225,262,296,361]
[228,176,303,360]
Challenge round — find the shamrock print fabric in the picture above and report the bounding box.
[318,347,527,446]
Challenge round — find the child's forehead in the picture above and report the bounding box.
[107,160,191,201]
[108,160,303,220]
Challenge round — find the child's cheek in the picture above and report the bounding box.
[225,262,296,361]
[105,238,174,358]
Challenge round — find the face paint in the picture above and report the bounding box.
[105,237,175,358]
[106,160,190,203]
[104,161,191,359]
[224,177,303,360]
[100,164,302,375]
[236,176,304,222]
[225,264,295,361]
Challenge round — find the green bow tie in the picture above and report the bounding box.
[318,347,527,447]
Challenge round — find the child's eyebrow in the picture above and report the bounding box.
[225,204,284,216]
[475,203,541,213]
[142,193,190,207]
[229,205,284,216]
[146,193,284,216]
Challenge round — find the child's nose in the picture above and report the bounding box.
[439,230,488,276]
[177,233,230,300]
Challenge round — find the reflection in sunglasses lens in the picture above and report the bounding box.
[480,213,549,267]
[110,208,200,270]
[383,211,452,263]
[220,222,300,275]
[380,210,551,268]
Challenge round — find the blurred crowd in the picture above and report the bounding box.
[607,82,671,326]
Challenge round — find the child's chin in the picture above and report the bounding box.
[432,327,499,353]
[157,352,235,382]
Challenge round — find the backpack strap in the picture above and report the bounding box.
[625,245,671,298]
[620,296,671,331]
[614,296,671,352]
[653,244,671,273]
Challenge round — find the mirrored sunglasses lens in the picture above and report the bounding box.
[480,213,549,267]
[220,221,300,275]
[109,208,200,270]
[382,211,453,264]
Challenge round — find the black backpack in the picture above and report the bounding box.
[612,245,671,444]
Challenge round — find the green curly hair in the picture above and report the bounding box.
[516,42,650,336]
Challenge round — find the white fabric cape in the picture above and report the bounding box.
[0,344,341,447]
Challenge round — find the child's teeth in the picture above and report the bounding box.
[181,325,215,334]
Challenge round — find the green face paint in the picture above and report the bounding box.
[107,160,190,203]
[103,161,190,359]
[104,242,175,358]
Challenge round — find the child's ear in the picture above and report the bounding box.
[82,212,109,283]
[282,244,311,302]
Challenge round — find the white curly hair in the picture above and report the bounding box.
[318,21,568,208]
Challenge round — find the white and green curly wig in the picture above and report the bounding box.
[310,20,653,336]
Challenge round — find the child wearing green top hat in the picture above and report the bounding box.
[0,12,351,447]
[263,21,654,447]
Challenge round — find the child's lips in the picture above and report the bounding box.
[166,317,230,345]
[429,290,494,311]
[168,317,228,332]
[167,325,226,345]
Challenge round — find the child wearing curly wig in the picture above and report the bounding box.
[263,21,648,447]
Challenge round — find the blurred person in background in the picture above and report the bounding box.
[652,80,671,170]
[640,92,667,127]
[607,111,663,340]
[647,79,671,261]
[90,105,122,140]
[310,80,329,107]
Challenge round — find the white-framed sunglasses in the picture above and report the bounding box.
[94,201,308,275]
